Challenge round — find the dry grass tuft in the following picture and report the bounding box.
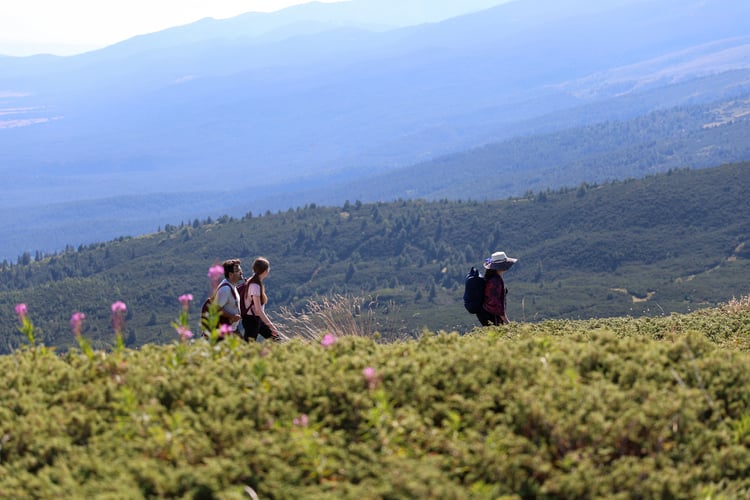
[275,294,407,342]
[721,295,750,314]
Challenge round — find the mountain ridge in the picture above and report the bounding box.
[3,72,748,262]
[1,0,749,260]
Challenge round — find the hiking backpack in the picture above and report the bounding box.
[463,266,486,314]
[237,279,252,317]
[201,282,233,329]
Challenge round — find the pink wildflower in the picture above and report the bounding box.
[177,326,194,341]
[14,303,34,344]
[321,333,336,347]
[70,312,86,337]
[14,303,28,321]
[111,301,127,332]
[362,366,379,390]
[111,301,127,314]
[219,323,234,338]
[208,265,224,289]
[178,293,193,311]
[293,414,309,427]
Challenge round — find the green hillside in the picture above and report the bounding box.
[1,163,749,353]
[2,300,750,497]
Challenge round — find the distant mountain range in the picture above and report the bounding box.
[1,0,749,261]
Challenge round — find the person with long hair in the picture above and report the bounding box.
[241,257,281,342]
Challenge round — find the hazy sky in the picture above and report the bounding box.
[0,0,347,57]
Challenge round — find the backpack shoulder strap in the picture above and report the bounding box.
[212,281,233,300]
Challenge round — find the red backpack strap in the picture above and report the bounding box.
[212,281,234,304]
[237,280,249,316]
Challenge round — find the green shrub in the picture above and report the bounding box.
[2,306,750,497]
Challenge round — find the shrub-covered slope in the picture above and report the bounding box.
[2,302,750,498]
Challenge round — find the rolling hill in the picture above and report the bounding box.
[1,162,748,353]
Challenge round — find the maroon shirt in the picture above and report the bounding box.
[483,274,506,316]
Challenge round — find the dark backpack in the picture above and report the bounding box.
[201,282,233,328]
[463,266,486,314]
[237,279,252,317]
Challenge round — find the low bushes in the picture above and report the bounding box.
[2,306,750,498]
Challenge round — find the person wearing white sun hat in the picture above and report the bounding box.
[477,251,517,326]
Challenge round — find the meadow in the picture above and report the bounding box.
[2,295,750,498]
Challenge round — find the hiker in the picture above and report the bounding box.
[241,256,282,342]
[215,258,244,334]
[477,251,517,326]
